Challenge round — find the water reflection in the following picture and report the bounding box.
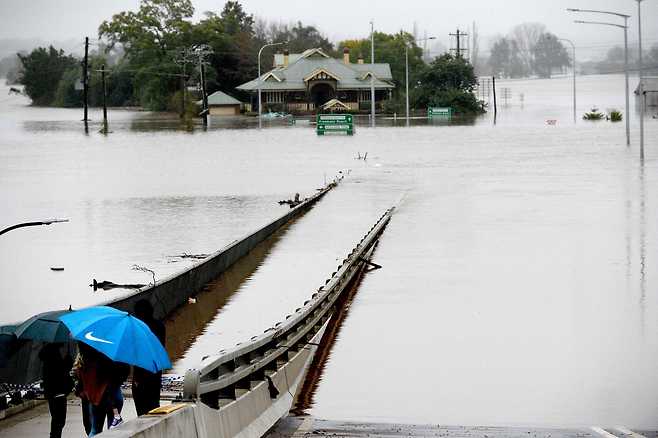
[639,161,646,336]
[166,225,286,364]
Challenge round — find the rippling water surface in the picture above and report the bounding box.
[1,74,657,428]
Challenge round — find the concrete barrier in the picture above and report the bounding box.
[103,207,395,438]
[104,185,333,321]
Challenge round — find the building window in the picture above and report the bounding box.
[267,91,285,103]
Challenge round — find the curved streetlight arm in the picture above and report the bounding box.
[0,219,69,236]
[566,8,630,19]
[574,20,627,29]
[257,41,287,128]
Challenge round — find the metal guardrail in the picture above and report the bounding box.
[183,207,395,407]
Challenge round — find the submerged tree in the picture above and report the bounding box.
[17,46,78,106]
[99,0,195,110]
[532,33,569,78]
[412,53,483,114]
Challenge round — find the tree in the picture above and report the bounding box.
[488,37,525,78]
[18,46,78,105]
[257,20,335,56]
[412,53,483,114]
[195,2,258,95]
[510,22,546,75]
[99,0,195,110]
[339,31,424,92]
[532,33,569,78]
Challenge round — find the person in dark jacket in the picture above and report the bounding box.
[132,299,166,416]
[39,343,73,438]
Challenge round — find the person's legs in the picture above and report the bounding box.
[47,395,67,438]
[81,399,91,435]
[88,402,106,436]
[106,386,124,428]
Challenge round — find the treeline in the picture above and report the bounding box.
[580,44,658,75]
[486,23,570,78]
[16,0,337,110]
[16,0,483,114]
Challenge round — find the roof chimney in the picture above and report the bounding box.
[357,53,364,65]
[343,47,350,65]
[283,49,289,67]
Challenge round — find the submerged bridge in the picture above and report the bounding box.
[101,207,395,438]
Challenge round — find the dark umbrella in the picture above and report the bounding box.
[13,309,73,343]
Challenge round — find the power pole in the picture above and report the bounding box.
[174,48,194,119]
[200,62,208,127]
[82,37,89,127]
[101,64,108,133]
[194,45,212,128]
[492,76,497,124]
[449,28,468,58]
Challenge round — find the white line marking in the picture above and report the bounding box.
[615,426,647,438]
[591,426,620,438]
[84,331,113,344]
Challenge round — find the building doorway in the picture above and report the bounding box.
[310,82,336,108]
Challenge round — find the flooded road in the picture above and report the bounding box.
[1,74,657,428]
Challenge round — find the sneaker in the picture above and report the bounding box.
[110,416,123,428]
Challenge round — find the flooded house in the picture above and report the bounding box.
[634,76,658,107]
[236,48,394,114]
[205,91,245,115]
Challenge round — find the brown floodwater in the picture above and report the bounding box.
[0,74,657,428]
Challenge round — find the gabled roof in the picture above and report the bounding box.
[635,77,658,93]
[304,68,341,82]
[321,98,350,111]
[206,91,242,106]
[261,71,284,82]
[236,48,394,92]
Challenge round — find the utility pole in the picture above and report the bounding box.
[492,76,498,124]
[370,20,376,128]
[82,37,89,128]
[194,44,212,128]
[174,48,193,119]
[449,28,468,58]
[101,64,108,134]
[636,0,644,161]
[200,62,208,127]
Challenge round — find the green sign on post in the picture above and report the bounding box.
[428,107,453,119]
[316,114,354,135]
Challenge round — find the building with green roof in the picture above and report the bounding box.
[204,90,244,116]
[236,48,394,114]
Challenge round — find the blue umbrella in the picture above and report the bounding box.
[59,306,171,372]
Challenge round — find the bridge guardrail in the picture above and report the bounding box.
[183,206,395,407]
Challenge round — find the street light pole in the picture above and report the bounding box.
[558,38,576,124]
[568,8,631,145]
[405,36,436,127]
[636,0,644,161]
[258,41,286,129]
[405,45,409,127]
[370,21,375,128]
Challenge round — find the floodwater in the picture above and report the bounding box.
[1,74,657,428]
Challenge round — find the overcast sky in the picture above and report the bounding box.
[1,0,657,60]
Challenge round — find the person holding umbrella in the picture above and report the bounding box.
[132,299,165,416]
[60,306,171,434]
[11,308,75,438]
[38,343,73,438]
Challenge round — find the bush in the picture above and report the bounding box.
[583,108,604,120]
[609,110,622,122]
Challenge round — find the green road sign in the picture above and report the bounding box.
[428,107,453,119]
[316,114,354,135]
